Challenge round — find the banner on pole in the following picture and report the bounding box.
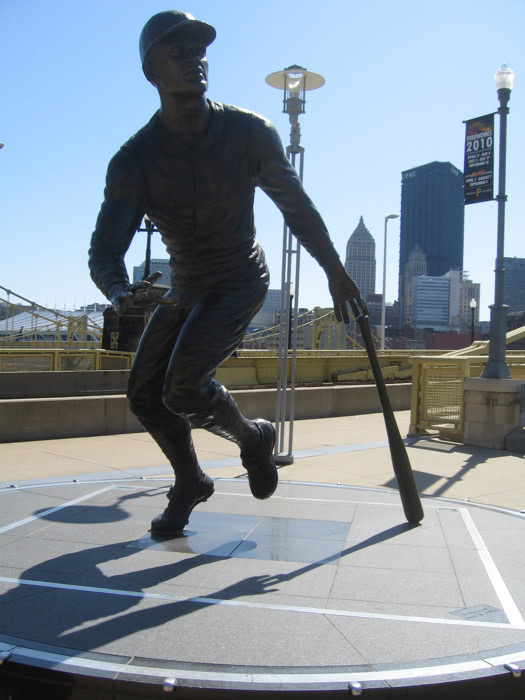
[464,113,494,204]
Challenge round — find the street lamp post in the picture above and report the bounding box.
[266,65,325,464]
[481,62,515,379]
[470,298,477,345]
[287,285,295,350]
[138,215,156,280]
[380,214,399,351]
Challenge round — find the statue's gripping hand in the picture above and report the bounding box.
[328,269,361,325]
[110,287,135,316]
[110,272,163,316]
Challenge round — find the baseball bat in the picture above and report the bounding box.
[349,297,424,524]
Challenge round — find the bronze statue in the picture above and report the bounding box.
[89,11,360,534]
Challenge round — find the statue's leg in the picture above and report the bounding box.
[162,280,277,500]
[128,306,214,532]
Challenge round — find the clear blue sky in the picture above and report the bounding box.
[1,0,524,320]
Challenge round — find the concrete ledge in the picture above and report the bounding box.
[464,377,524,393]
[0,396,144,442]
[0,370,131,399]
[0,383,411,442]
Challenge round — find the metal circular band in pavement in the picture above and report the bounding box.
[0,476,524,698]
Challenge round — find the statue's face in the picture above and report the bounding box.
[147,34,208,97]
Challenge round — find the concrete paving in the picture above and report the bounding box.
[1,411,524,697]
[2,411,524,511]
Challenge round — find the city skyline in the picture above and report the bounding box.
[1,0,523,322]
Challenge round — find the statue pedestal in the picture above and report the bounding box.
[464,377,524,450]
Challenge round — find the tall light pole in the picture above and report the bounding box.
[287,284,295,350]
[481,62,515,379]
[137,214,156,279]
[381,214,399,351]
[265,65,325,464]
[470,297,477,345]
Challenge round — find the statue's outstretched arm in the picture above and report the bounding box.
[88,148,147,313]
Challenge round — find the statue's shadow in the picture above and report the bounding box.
[4,515,415,658]
[32,485,170,524]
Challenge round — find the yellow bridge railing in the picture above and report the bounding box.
[409,326,525,441]
[0,348,133,372]
[0,347,434,382]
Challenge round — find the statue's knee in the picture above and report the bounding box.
[163,385,207,417]
[128,385,164,421]
[162,390,182,415]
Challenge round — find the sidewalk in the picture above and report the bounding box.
[1,411,524,512]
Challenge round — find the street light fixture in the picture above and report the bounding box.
[265,66,325,157]
[266,65,325,464]
[481,61,515,379]
[380,214,399,351]
[469,297,477,345]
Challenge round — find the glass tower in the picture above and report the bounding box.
[503,257,525,313]
[398,162,464,325]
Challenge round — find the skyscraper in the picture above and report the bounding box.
[503,257,525,313]
[345,216,376,301]
[398,162,464,324]
[402,244,427,325]
[133,259,171,286]
[411,276,450,331]
[250,289,282,328]
[459,277,480,333]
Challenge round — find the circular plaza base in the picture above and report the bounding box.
[0,475,524,698]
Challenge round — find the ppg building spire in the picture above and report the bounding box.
[345,216,376,302]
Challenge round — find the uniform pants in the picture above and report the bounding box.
[127,277,267,482]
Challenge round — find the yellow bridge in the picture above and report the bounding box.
[2,284,524,444]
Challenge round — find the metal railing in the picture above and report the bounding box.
[0,346,434,381]
[217,349,432,386]
[0,348,134,372]
[409,327,525,441]
[0,286,103,345]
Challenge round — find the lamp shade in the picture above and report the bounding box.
[470,298,477,309]
[495,62,515,90]
[266,65,325,93]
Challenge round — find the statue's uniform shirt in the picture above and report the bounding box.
[88,101,341,305]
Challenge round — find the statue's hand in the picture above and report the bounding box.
[328,269,361,324]
[110,272,163,316]
[110,287,135,316]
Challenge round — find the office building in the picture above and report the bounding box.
[399,161,464,324]
[133,259,171,286]
[345,217,376,301]
[250,289,282,329]
[402,244,427,325]
[459,277,480,333]
[504,257,525,313]
[444,269,461,330]
[411,276,450,331]
[411,270,480,334]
